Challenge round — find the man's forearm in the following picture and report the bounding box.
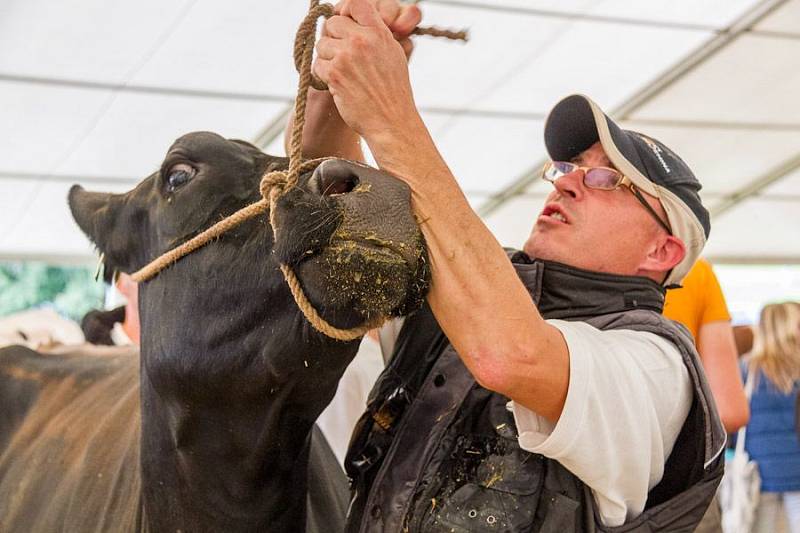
[284,88,365,161]
[307,0,568,419]
[365,119,569,421]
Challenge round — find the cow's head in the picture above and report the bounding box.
[68,132,428,404]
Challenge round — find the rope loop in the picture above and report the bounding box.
[293,2,335,92]
[260,169,289,202]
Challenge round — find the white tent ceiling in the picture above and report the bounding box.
[0,0,798,264]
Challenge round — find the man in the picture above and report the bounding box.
[292,1,726,530]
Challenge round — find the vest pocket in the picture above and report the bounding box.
[535,488,581,533]
[421,434,545,532]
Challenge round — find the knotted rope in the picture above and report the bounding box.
[130,1,467,340]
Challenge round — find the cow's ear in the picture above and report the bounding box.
[69,186,114,244]
[68,185,139,274]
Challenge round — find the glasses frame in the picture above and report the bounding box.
[541,161,672,235]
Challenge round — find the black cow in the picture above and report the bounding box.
[0,132,429,532]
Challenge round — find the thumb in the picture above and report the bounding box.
[349,0,384,28]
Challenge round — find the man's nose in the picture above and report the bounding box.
[552,169,584,200]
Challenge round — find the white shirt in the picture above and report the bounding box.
[317,335,385,466]
[511,319,692,526]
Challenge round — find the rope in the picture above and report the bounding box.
[131,1,466,340]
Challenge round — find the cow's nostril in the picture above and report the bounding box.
[321,174,359,196]
[312,162,361,197]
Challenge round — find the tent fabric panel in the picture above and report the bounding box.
[754,0,800,33]
[420,113,545,193]
[55,95,288,177]
[0,0,193,83]
[706,197,800,259]
[629,35,800,125]
[762,168,800,195]
[129,0,307,96]
[0,179,129,258]
[412,5,710,113]
[460,0,759,27]
[0,82,113,174]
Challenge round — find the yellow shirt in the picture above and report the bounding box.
[663,258,731,340]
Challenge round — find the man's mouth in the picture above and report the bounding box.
[540,204,569,224]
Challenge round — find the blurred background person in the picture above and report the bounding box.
[742,301,800,533]
[664,257,750,532]
[81,305,126,346]
[80,273,139,347]
[664,258,749,433]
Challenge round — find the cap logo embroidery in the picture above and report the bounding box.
[639,135,671,174]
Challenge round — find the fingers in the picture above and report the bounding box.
[398,37,414,60]
[312,56,330,82]
[375,0,401,26]
[335,0,419,34]
[348,0,385,28]
[328,0,416,61]
[315,35,343,61]
[391,4,421,36]
[324,14,359,39]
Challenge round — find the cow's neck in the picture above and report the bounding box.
[136,251,356,532]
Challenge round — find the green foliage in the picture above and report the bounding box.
[0,262,105,321]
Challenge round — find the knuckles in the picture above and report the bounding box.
[326,64,345,86]
[348,32,369,51]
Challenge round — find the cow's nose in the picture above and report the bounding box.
[309,159,360,196]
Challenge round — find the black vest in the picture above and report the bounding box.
[344,254,726,532]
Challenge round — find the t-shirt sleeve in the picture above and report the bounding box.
[509,320,692,527]
[699,264,731,325]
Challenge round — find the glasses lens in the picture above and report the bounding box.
[584,168,621,190]
[542,161,576,183]
[553,161,577,175]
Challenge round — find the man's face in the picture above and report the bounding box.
[523,142,666,276]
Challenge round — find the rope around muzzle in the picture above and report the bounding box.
[130,1,467,341]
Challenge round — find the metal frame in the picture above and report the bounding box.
[711,152,800,217]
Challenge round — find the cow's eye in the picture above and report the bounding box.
[166,163,196,192]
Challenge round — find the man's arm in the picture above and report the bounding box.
[283,88,365,161]
[697,320,750,432]
[314,0,570,422]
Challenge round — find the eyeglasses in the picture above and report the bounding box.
[541,161,672,234]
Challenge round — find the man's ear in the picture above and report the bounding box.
[639,235,686,278]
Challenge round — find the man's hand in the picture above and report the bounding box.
[334,0,421,59]
[284,1,420,160]
[314,0,422,139]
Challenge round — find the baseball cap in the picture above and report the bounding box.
[543,94,709,286]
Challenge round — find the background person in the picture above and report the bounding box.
[742,301,800,532]
[663,257,750,433]
[80,272,140,346]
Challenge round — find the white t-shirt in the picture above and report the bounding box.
[511,319,692,527]
[317,335,385,466]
